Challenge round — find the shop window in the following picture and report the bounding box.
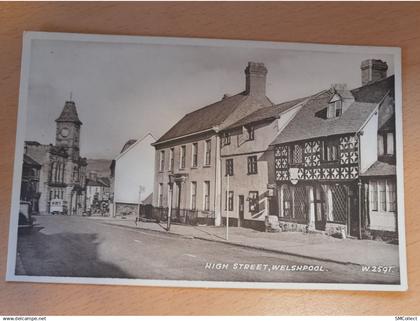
[225,191,234,211]
[248,191,259,213]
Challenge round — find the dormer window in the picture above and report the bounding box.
[327,97,343,119]
[246,126,255,141]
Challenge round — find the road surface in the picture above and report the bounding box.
[15,215,400,284]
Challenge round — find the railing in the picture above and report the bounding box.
[140,205,215,226]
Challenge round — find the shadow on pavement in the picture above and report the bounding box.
[16,225,132,279]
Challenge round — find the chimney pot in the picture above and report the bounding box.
[361,59,388,86]
[245,62,267,97]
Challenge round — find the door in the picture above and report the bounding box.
[314,185,326,231]
[238,195,245,227]
[348,185,359,237]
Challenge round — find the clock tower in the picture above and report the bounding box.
[55,100,82,159]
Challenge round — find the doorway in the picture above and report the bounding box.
[238,195,244,227]
[314,185,326,231]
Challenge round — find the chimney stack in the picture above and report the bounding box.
[361,59,388,86]
[245,62,267,96]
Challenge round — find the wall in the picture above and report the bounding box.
[1,2,420,316]
[220,120,279,223]
[114,134,155,204]
[359,111,379,173]
[153,131,217,217]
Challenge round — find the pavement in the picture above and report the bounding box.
[88,214,400,268]
[16,215,400,284]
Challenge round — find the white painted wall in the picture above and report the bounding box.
[114,133,156,204]
[359,111,378,173]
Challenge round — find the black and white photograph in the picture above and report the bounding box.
[6,31,406,291]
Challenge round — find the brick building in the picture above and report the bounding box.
[152,62,273,226]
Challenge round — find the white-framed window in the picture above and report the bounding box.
[190,181,197,210]
[247,156,258,174]
[225,191,234,211]
[222,133,231,146]
[386,132,395,155]
[378,132,395,156]
[370,179,396,213]
[246,126,255,141]
[225,159,234,176]
[180,145,186,169]
[204,140,211,166]
[158,183,163,207]
[192,143,198,168]
[169,148,174,172]
[327,99,342,118]
[248,191,259,213]
[203,181,210,211]
[159,150,165,171]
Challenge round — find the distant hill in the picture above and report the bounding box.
[87,159,112,177]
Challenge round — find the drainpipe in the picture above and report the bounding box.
[358,179,362,240]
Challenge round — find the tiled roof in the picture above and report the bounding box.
[23,154,41,168]
[360,161,396,177]
[155,93,248,143]
[86,177,111,187]
[55,101,82,125]
[271,76,394,145]
[223,96,308,130]
[121,139,137,153]
[351,76,394,103]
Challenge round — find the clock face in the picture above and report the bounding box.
[60,128,70,137]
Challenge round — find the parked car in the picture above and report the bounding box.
[19,201,33,228]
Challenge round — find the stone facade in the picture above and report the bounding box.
[24,100,87,215]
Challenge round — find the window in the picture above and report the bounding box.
[158,183,163,207]
[204,140,211,166]
[387,180,396,212]
[192,143,198,167]
[370,179,396,212]
[370,181,378,211]
[335,100,343,117]
[226,159,234,176]
[246,126,255,141]
[327,99,342,118]
[190,182,197,210]
[222,133,231,146]
[247,156,258,174]
[225,191,234,211]
[169,148,174,171]
[321,140,339,162]
[203,181,210,211]
[378,135,384,156]
[248,191,259,213]
[180,145,186,169]
[289,144,303,165]
[159,150,165,171]
[386,132,395,155]
[379,180,386,211]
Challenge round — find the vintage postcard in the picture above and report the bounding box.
[6,31,407,291]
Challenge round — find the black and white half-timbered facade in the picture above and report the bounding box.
[271,59,397,239]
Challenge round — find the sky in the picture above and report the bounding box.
[24,37,395,159]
